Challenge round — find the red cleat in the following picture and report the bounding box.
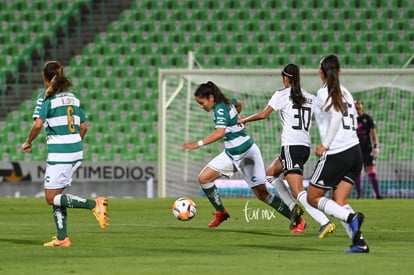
[291,219,307,234]
[208,210,230,227]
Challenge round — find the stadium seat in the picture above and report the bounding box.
[1,0,412,163]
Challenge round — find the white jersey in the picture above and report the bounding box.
[314,83,359,154]
[267,87,314,146]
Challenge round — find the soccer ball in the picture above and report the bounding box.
[172,197,197,221]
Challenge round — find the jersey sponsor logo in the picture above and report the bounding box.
[217,108,224,116]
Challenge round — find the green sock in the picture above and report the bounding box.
[60,194,95,209]
[53,206,67,240]
[267,194,291,219]
[202,185,225,212]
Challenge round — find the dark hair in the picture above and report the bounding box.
[319,55,345,113]
[282,63,305,106]
[43,60,72,100]
[194,81,231,105]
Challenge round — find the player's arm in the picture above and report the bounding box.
[238,105,273,125]
[21,118,44,152]
[182,127,226,151]
[80,122,87,140]
[370,127,378,146]
[370,126,379,159]
[79,106,88,140]
[315,108,342,157]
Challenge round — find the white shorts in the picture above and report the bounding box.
[207,144,266,188]
[207,151,237,178]
[44,161,81,189]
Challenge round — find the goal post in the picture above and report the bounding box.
[158,68,414,198]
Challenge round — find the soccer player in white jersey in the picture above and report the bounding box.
[182,81,302,230]
[307,55,369,253]
[21,61,108,247]
[238,64,335,238]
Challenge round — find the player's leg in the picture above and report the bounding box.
[307,155,355,237]
[43,187,71,247]
[266,157,296,211]
[276,146,311,232]
[52,192,108,230]
[309,146,368,252]
[66,162,107,228]
[333,181,369,253]
[45,162,97,210]
[340,204,355,238]
[44,163,108,237]
[289,172,334,238]
[51,193,96,209]
[198,151,231,227]
[356,151,371,199]
[339,146,369,252]
[355,171,363,199]
[237,145,292,225]
[198,166,225,212]
[250,184,291,220]
[365,165,383,199]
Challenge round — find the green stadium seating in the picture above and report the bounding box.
[1,0,413,162]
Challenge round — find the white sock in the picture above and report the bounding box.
[271,177,296,210]
[53,194,62,206]
[317,197,351,222]
[201,182,215,189]
[265,193,274,204]
[341,204,354,238]
[298,191,330,226]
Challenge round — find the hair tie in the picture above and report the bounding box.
[281,69,293,77]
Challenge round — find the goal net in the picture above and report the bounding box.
[158,67,414,199]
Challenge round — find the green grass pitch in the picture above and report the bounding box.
[0,197,413,274]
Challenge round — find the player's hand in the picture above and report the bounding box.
[21,142,32,153]
[315,144,327,157]
[181,142,199,151]
[371,147,380,159]
[237,116,248,126]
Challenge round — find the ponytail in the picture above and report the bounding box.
[320,55,345,113]
[43,61,72,100]
[195,81,231,105]
[282,64,305,106]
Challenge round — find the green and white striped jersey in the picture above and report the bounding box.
[33,91,87,164]
[213,98,253,158]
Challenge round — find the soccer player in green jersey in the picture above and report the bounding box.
[22,61,108,247]
[182,81,304,230]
